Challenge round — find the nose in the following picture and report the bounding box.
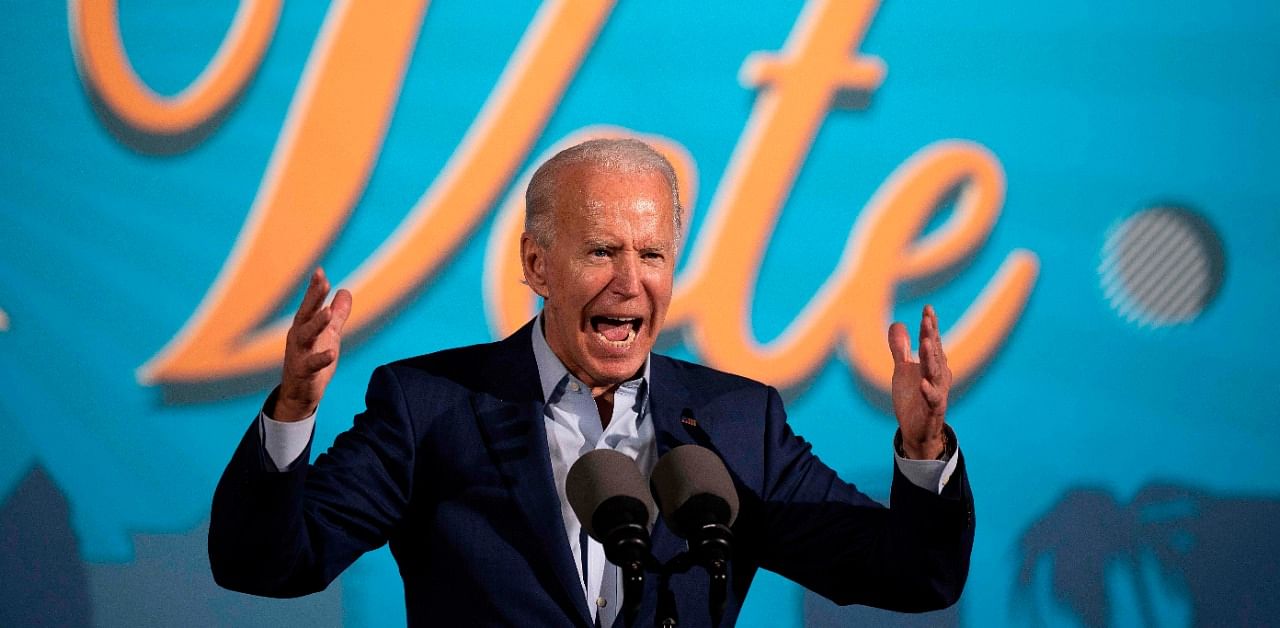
[610,253,642,297]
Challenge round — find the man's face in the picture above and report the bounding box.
[522,165,677,395]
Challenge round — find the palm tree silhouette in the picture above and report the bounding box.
[1016,484,1280,627]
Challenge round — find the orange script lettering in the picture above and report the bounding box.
[72,0,1038,395]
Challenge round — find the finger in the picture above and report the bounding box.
[920,329,940,381]
[295,288,353,345]
[932,310,949,370]
[887,322,912,364]
[294,268,331,323]
[926,306,951,379]
[918,307,937,374]
[302,348,338,373]
[918,305,936,348]
[920,378,947,410]
[921,305,950,378]
[330,288,353,334]
[294,306,335,346]
[927,305,944,346]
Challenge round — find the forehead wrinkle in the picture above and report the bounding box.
[553,168,675,251]
[571,200,609,241]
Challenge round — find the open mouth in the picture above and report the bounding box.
[590,316,642,348]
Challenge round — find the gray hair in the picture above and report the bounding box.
[524,137,683,246]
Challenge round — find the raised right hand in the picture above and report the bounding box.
[274,268,353,421]
[887,304,951,460]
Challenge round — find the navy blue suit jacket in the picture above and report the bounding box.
[210,321,974,626]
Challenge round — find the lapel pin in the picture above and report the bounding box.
[680,409,697,428]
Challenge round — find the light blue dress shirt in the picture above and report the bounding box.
[529,315,650,627]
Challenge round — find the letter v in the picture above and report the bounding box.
[140,0,615,383]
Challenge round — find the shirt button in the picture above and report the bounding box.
[569,381,581,392]
[596,597,607,608]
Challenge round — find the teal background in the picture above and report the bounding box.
[2,1,1278,626]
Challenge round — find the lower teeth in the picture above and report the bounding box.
[598,327,636,347]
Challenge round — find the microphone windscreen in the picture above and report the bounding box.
[650,445,739,537]
[566,449,654,540]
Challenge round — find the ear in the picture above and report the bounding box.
[520,233,551,298]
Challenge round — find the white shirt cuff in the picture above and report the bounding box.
[258,410,315,471]
[893,425,959,494]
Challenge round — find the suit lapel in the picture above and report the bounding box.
[647,355,702,456]
[471,322,594,627]
[646,356,703,564]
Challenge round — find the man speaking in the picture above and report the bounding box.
[209,138,974,626]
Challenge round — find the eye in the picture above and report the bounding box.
[591,248,609,258]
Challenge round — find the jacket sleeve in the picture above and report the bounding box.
[208,365,417,597]
[743,385,975,612]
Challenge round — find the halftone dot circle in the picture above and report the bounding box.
[1099,205,1225,327]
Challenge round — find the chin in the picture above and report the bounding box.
[582,351,648,387]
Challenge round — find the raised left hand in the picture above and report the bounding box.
[886,305,952,459]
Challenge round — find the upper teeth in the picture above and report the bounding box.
[599,317,636,325]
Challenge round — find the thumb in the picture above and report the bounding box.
[331,289,354,333]
[887,322,911,364]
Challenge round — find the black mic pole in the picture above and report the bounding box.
[650,445,741,627]
[708,560,727,627]
[689,519,732,625]
[656,572,678,628]
[622,563,643,628]
[599,517,649,627]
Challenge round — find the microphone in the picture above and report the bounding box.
[650,445,739,625]
[566,449,655,626]
[651,445,739,556]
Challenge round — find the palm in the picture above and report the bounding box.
[891,361,933,426]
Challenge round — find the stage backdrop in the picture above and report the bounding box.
[3,1,1278,626]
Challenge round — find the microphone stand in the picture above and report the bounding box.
[603,522,653,628]
[655,572,679,628]
[647,522,734,627]
[690,522,732,626]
